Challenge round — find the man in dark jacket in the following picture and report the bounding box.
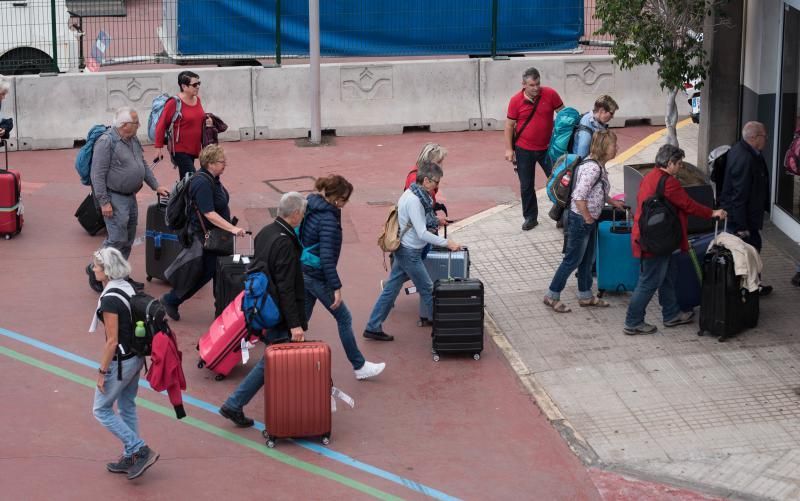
[218,191,308,427]
[719,121,772,295]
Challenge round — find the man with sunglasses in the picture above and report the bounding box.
[571,95,619,159]
[154,71,208,179]
[87,107,170,292]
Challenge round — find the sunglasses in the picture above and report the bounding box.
[188,82,201,88]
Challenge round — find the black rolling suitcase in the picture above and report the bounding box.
[75,190,105,236]
[145,196,182,282]
[431,252,484,362]
[213,232,254,317]
[698,221,759,342]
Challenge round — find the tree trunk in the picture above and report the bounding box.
[665,87,679,147]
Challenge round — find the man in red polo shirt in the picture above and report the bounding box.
[504,67,564,231]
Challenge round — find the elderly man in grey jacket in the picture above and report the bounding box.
[87,106,169,292]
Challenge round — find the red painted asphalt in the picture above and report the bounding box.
[0,127,717,499]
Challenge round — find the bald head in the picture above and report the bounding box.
[742,121,767,150]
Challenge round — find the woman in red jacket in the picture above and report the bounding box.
[624,144,726,335]
[154,71,209,179]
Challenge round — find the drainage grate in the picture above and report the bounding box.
[263,176,317,194]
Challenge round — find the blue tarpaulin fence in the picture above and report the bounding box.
[174,0,584,57]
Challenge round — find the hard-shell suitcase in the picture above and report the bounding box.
[75,192,105,236]
[698,222,759,341]
[0,140,23,239]
[674,232,714,310]
[213,232,254,317]
[197,291,255,380]
[145,196,182,282]
[263,341,332,448]
[595,210,639,295]
[424,247,470,281]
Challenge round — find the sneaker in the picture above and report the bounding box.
[126,445,159,480]
[106,454,134,474]
[160,294,180,321]
[354,361,386,380]
[521,219,538,231]
[86,265,103,293]
[663,310,695,327]
[791,272,800,287]
[363,329,394,341]
[127,277,145,291]
[418,317,433,327]
[219,405,254,428]
[759,285,773,297]
[623,322,658,336]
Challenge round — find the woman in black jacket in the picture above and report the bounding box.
[301,175,385,380]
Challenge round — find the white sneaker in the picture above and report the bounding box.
[354,361,386,380]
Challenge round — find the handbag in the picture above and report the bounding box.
[195,206,234,256]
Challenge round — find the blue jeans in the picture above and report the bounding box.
[304,274,365,370]
[625,254,681,328]
[546,211,597,300]
[223,328,289,412]
[102,192,138,260]
[514,147,549,222]
[93,356,146,457]
[366,245,432,332]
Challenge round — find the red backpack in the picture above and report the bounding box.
[784,129,800,176]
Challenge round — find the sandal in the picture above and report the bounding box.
[543,296,572,313]
[579,296,610,308]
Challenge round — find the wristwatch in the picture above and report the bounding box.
[98,367,109,375]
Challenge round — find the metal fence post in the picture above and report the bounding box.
[309,0,321,144]
[491,0,498,59]
[50,0,59,72]
[275,0,282,66]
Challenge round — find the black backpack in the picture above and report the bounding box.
[638,174,682,256]
[164,171,214,231]
[104,288,168,359]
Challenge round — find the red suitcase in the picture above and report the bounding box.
[0,141,23,239]
[262,341,332,448]
[197,291,257,380]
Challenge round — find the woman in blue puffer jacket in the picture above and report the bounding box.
[301,175,386,380]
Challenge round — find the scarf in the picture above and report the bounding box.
[409,183,438,233]
[88,279,136,333]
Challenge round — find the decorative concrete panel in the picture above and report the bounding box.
[106,76,162,111]
[340,66,393,101]
[565,61,614,95]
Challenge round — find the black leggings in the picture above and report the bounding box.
[172,152,197,180]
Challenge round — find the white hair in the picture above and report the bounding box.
[112,106,137,128]
[0,78,10,95]
[92,247,131,280]
[742,121,765,141]
[277,191,307,218]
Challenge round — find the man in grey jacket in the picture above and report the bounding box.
[87,106,169,292]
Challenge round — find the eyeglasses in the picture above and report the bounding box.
[188,82,201,88]
[126,120,140,126]
[428,177,441,186]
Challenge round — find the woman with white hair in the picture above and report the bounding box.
[89,247,159,479]
[0,78,13,140]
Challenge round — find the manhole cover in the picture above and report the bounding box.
[264,176,317,194]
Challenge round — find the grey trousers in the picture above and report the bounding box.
[101,191,138,259]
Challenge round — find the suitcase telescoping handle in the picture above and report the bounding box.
[235,231,254,257]
[713,217,728,238]
[1,139,7,172]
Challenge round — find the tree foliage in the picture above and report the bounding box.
[594,0,722,91]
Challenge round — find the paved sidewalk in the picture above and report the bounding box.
[455,123,800,500]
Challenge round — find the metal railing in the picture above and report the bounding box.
[0,0,608,74]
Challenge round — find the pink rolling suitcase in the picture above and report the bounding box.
[0,140,23,239]
[197,291,258,380]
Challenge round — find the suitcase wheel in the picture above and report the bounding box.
[214,374,225,381]
[473,353,481,361]
[432,353,440,362]
[4,234,10,240]
[197,359,205,369]
[146,275,152,282]
[263,431,275,448]
[321,435,330,446]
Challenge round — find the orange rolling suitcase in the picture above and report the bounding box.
[262,341,331,448]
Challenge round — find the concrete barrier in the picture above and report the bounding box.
[252,59,482,138]
[6,56,690,150]
[480,56,691,130]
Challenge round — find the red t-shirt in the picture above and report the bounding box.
[155,96,205,157]
[506,87,563,151]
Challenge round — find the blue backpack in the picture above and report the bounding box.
[545,153,583,205]
[544,107,592,170]
[242,271,282,330]
[75,125,118,186]
[147,94,182,143]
